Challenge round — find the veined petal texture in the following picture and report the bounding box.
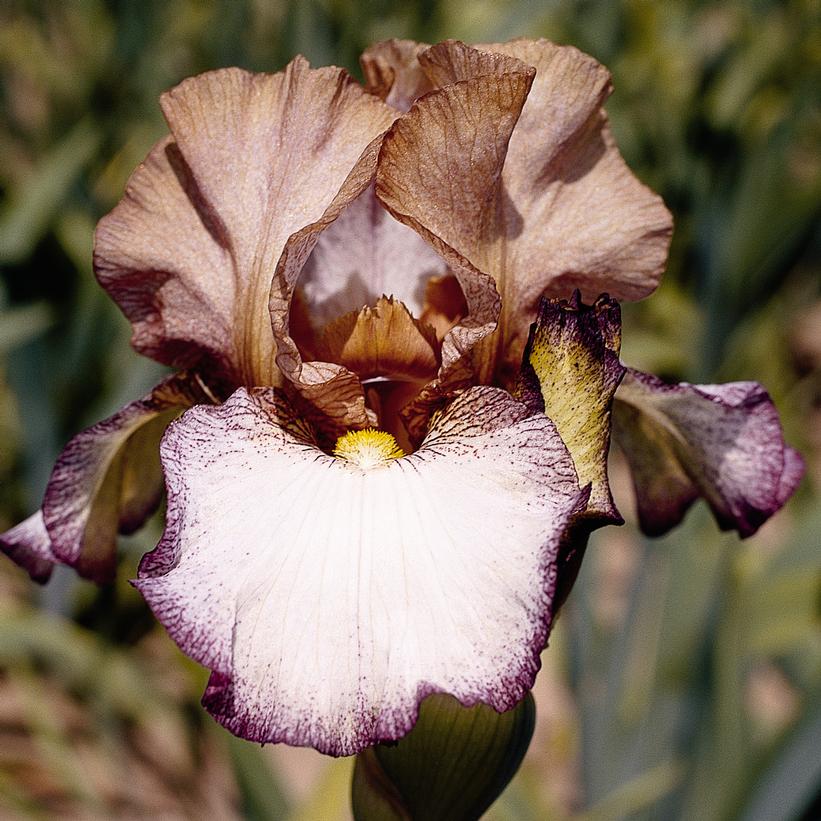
[95,59,395,388]
[613,370,804,537]
[0,374,207,584]
[136,386,588,755]
[0,512,56,584]
[375,39,672,378]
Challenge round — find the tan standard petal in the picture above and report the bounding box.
[98,60,395,390]
[317,296,440,383]
[94,136,238,386]
[269,140,386,439]
[376,39,672,380]
[377,44,534,278]
[272,95,485,440]
[162,60,395,387]
[482,39,672,357]
[376,50,533,437]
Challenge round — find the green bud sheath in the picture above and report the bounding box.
[351,692,536,821]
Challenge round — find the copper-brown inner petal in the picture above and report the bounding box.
[420,274,468,340]
[316,296,440,383]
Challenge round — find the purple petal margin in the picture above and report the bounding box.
[0,512,56,584]
[613,369,804,538]
[1,373,205,584]
[136,386,589,755]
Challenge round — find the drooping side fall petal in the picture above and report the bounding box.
[38,374,208,583]
[613,370,804,538]
[136,386,588,756]
[0,512,56,584]
[96,60,395,389]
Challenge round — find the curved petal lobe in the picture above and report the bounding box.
[97,61,395,388]
[361,39,433,111]
[376,53,532,429]
[137,386,587,755]
[376,39,673,377]
[613,370,804,537]
[483,39,673,306]
[94,136,237,385]
[0,512,56,584]
[299,185,448,327]
[317,296,440,383]
[42,374,206,582]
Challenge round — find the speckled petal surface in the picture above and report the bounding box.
[136,386,587,755]
[0,512,56,584]
[613,370,804,537]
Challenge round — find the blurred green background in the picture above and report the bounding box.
[0,0,819,818]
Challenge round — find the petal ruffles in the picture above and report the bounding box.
[375,40,673,379]
[96,59,395,390]
[136,387,588,755]
[613,370,804,537]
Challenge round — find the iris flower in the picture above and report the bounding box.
[2,40,802,755]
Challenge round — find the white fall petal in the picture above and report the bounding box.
[136,386,587,755]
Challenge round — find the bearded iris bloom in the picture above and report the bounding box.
[1,39,802,755]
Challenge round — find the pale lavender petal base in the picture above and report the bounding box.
[613,369,804,538]
[0,512,56,584]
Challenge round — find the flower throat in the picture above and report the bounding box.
[333,429,405,469]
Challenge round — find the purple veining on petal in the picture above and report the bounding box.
[136,386,588,756]
[613,369,804,538]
